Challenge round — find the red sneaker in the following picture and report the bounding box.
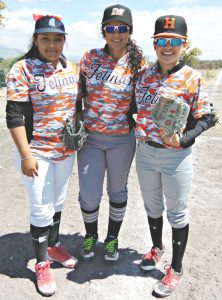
[153,265,183,297]
[35,261,56,296]
[47,243,78,269]
[140,246,164,271]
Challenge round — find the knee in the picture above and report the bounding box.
[30,204,54,227]
[78,193,101,211]
[167,209,189,228]
[107,189,127,203]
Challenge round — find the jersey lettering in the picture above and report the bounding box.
[87,63,131,85]
[34,73,46,92]
[138,86,160,104]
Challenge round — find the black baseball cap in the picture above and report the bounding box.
[152,15,187,38]
[102,4,133,28]
[34,15,67,35]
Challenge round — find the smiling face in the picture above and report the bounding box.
[34,32,65,67]
[103,20,131,61]
[153,36,187,74]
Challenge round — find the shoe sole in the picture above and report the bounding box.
[81,250,95,262]
[81,255,95,262]
[37,288,56,297]
[47,255,78,269]
[153,276,183,297]
[36,282,56,297]
[140,264,156,272]
[104,251,119,264]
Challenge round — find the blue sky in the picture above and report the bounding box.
[0,0,222,60]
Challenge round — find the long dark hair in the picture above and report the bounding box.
[18,34,66,61]
[102,27,143,80]
[125,37,143,80]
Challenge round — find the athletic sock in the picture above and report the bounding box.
[30,224,50,263]
[171,224,189,273]
[48,211,61,247]
[106,201,127,238]
[81,207,99,236]
[148,216,163,250]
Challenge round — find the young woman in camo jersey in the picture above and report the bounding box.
[6,14,79,296]
[77,4,144,263]
[135,14,217,297]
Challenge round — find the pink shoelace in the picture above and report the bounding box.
[161,265,180,288]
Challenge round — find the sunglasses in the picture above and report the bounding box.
[103,25,130,33]
[154,38,185,47]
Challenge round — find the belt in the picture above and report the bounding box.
[141,140,166,149]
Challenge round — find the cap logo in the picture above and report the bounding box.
[111,8,125,16]
[48,18,56,27]
[164,18,175,29]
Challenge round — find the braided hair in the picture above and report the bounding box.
[126,37,143,80]
[102,27,143,81]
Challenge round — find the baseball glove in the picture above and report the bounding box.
[152,95,190,136]
[63,117,88,151]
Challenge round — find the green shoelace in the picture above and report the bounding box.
[105,239,118,253]
[83,236,96,251]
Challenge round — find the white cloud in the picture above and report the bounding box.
[0,5,221,60]
[132,5,222,60]
[65,21,104,57]
[17,0,35,4]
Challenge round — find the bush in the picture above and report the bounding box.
[0,55,22,73]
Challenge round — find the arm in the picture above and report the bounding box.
[9,127,38,177]
[179,112,219,147]
[6,101,38,177]
[161,112,218,148]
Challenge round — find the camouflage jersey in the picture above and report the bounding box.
[7,58,79,160]
[78,48,138,135]
[135,62,211,145]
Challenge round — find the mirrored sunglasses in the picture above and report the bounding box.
[154,38,185,47]
[103,25,130,33]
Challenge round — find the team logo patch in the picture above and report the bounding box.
[164,17,175,29]
[111,8,125,16]
[49,17,56,27]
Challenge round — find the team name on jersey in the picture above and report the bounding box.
[33,73,79,93]
[87,63,132,85]
[137,86,160,104]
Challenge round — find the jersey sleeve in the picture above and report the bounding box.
[189,74,211,119]
[7,61,30,103]
[6,61,33,141]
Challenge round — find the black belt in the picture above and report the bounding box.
[143,140,166,149]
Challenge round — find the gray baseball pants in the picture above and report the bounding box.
[77,130,136,210]
[136,141,193,228]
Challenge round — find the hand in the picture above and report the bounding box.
[21,157,39,177]
[160,128,180,147]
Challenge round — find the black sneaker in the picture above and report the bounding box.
[140,246,165,271]
[81,234,98,261]
[104,236,119,263]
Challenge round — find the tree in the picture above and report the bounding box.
[182,41,202,68]
[0,1,6,27]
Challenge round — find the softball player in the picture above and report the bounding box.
[6,15,79,296]
[135,15,216,297]
[77,4,144,263]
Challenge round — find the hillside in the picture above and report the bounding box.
[0,45,24,60]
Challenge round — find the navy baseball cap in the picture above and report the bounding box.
[153,15,187,38]
[34,15,67,35]
[102,4,133,28]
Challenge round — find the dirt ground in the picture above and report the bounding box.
[0,69,222,300]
